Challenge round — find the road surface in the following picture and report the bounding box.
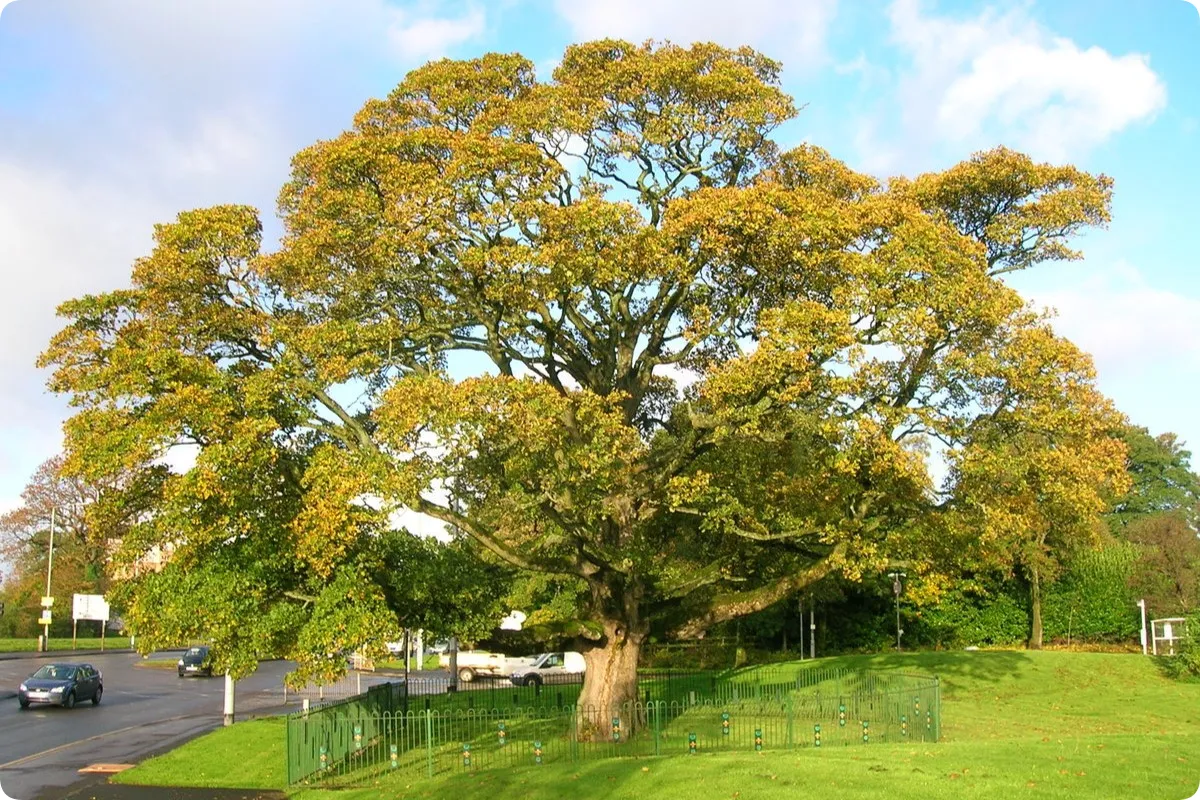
[0,652,293,800]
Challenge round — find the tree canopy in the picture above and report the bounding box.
[41,40,1128,711]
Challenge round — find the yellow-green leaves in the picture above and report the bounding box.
[898,146,1113,274]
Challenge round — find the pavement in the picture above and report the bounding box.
[51,786,286,800]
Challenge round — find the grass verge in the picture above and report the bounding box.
[0,636,131,652]
[111,717,287,789]
[134,660,181,670]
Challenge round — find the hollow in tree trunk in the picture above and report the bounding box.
[576,621,644,741]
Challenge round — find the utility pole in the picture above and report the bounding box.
[888,572,906,651]
[41,507,56,651]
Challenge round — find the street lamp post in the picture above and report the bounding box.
[809,596,816,660]
[888,571,907,651]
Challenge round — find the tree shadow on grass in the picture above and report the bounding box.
[394,755,672,800]
[788,649,1036,698]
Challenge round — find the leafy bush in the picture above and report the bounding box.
[1159,612,1200,680]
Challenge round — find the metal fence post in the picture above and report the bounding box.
[285,714,292,785]
[571,705,578,762]
[425,710,434,778]
[934,678,941,743]
[653,701,661,756]
[786,693,794,748]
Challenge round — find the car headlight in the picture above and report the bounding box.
[178,659,185,666]
[50,686,64,693]
[19,683,26,692]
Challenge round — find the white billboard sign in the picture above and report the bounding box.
[72,593,111,622]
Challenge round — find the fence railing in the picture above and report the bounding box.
[287,667,940,786]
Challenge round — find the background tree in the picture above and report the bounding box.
[0,454,157,636]
[1105,425,1200,619]
[41,40,1128,726]
[1108,425,1200,533]
[1124,513,1200,617]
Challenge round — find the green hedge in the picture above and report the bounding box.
[905,544,1141,648]
[1042,545,1140,641]
[910,587,1028,647]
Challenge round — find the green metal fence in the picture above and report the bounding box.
[286,667,940,786]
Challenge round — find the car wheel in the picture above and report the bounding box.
[18,699,29,710]
[63,691,76,709]
[523,675,542,687]
[458,667,476,683]
[92,686,103,706]
[178,670,185,678]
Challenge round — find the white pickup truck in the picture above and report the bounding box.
[448,651,538,683]
[508,651,586,686]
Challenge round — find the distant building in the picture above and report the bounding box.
[106,539,177,580]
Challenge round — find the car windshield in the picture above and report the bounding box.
[187,647,207,656]
[31,665,75,680]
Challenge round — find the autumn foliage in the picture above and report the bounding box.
[41,41,1128,712]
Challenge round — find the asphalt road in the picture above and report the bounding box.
[0,652,296,800]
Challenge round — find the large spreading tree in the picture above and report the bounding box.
[42,40,1128,721]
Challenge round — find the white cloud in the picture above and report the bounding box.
[852,0,1167,173]
[552,0,839,67]
[1025,261,1200,378]
[388,6,486,62]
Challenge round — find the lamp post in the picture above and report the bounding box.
[888,572,906,651]
[809,596,816,660]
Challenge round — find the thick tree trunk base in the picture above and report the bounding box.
[576,627,643,741]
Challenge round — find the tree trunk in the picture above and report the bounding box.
[576,621,644,741]
[1029,566,1043,650]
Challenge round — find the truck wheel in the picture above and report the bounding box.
[458,667,476,683]
[523,674,542,687]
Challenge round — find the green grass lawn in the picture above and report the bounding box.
[0,636,131,652]
[113,650,1200,799]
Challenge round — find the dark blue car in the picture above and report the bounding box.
[18,662,103,709]
[177,646,214,678]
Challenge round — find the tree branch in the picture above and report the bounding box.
[673,542,848,638]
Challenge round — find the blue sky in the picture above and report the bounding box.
[0,0,1197,515]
